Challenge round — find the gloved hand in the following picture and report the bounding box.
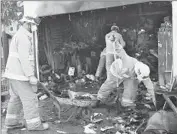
[29,76,38,85]
[145,92,152,100]
[146,91,156,107]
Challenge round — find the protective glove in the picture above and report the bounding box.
[143,78,157,108]
[146,90,156,108]
[29,76,38,85]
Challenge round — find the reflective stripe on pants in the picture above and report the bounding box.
[5,84,23,126]
[5,79,41,129]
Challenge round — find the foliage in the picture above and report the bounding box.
[1,1,23,26]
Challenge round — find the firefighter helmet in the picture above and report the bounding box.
[134,62,150,81]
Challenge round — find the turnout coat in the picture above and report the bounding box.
[4,26,35,81]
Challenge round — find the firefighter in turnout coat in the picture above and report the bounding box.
[105,24,125,81]
[3,16,49,131]
[95,24,125,80]
[97,45,156,107]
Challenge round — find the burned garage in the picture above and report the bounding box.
[1,1,177,134]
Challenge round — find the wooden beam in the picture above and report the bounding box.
[163,94,177,116]
[129,11,169,16]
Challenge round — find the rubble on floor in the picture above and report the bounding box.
[1,73,159,134]
[37,74,157,134]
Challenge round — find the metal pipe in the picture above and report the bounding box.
[34,29,40,80]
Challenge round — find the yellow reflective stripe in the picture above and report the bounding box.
[106,51,117,55]
[121,98,134,103]
[28,55,34,60]
[6,114,17,119]
[3,72,29,81]
[9,52,20,58]
[9,52,34,61]
[26,117,40,124]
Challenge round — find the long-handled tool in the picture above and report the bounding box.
[38,82,61,119]
[152,91,157,111]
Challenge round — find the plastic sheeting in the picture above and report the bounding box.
[23,1,152,17]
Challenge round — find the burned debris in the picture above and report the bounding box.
[1,1,176,134]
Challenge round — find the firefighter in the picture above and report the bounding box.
[97,45,156,107]
[3,16,49,131]
[95,24,125,80]
[105,24,125,82]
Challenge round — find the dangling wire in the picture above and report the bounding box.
[122,6,126,9]
[69,14,71,21]
[149,2,153,5]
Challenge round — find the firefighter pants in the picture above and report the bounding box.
[5,79,41,130]
[97,73,139,104]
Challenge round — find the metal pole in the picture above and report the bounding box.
[32,31,36,76]
[35,28,40,80]
[32,25,40,80]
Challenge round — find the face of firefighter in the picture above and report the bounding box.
[23,22,32,33]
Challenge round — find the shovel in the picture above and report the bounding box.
[38,82,61,119]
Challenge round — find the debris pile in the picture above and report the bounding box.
[84,109,150,134]
[82,83,156,134]
[39,63,102,96]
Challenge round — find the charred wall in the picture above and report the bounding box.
[38,1,172,77]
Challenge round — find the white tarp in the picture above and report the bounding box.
[24,1,153,17]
